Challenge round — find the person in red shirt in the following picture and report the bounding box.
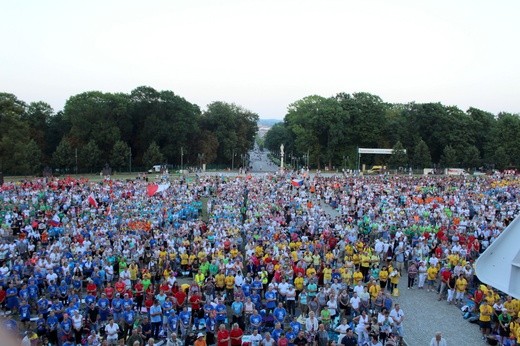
[86,279,97,296]
[217,324,230,346]
[159,280,170,294]
[134,280,144,313]
[189,292,203,320]
[175,289,187,313]
[104,282,115,302]
[229,323,243,346]
[115,278,126,295]
[0,286,6,310]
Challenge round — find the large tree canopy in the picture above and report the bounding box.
[1,87,519,175]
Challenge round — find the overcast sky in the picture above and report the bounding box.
[1,0,519,119]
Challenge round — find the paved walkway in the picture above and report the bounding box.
[394,278,486,346]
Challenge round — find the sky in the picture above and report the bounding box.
[1,0,519,119]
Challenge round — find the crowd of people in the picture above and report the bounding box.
[0,169,519,346]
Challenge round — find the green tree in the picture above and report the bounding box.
[14,139,42,175]
[412,139,432,169]
[110,140,131,172]
[199,101,258,165]
[440,145,458,167]
[461,145,481,169]
[143,141,164,168]
[52,138,75,172]
[494,147,509,170]
[264,123,291,154]
[80,140,102,173]
[388,141,408,169]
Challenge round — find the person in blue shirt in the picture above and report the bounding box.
[290,316,302,334]
[111,293,123,323]
[149,300,163,339]
[286,327,297,346]
[51,299,64,321]
[203,301,216,318]
[242,282,252,297]
[97,293,110,323]
[71,275,82,291]
[271,322,283,342]
[273,302,287,325]
[27,279,39,303]
[122,293,133,310]
[6,282,19,312]
[59,313,73,343]
[36,313,47,339]
[47,280,58,300]
[231,297,244,328]
[18,283,30,302]
[58,280,69,304]
[162,298,174,325]
[37,296,50,319]
[84,293,97,307]
[249,310,263,332]
[46,310,59,345]
[215,299,227,324]
[179,306,191,339]
[205,313,217,345]
[19,299,31,328]
[167,311,179,339]
[264,286,277,313]
[123,305,136,338]
[250,289,262,311]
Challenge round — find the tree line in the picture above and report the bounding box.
[263,92,519,171]
[0,86,258,175]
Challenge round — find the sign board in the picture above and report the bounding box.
[358,148,406,154]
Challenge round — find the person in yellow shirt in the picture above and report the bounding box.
[294,273,305,292]
[479,300,493,339]
[379,266,389,291]
[306,266,316,279]
[180,253,189,271]
[325,251,334,265]
[389,269,401,293]
[215,271,225,292]
[195,270,205,287]
[454,274,467,306]
[323,265,333,285]
[352,253,361,268]
[129,262,139,286]
[369,279,381,300]
[353,268,363,284]
[360,252,371,280]
[426,265,439,292]
[225,274,235,303]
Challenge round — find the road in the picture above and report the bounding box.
[249,148,278,173]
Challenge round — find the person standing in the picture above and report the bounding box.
[429,331,447,346]
[389,304,405,345]
[479,300,493,340]
[407,262,418,289]
[217,323,230,346]
[150,300,163,340]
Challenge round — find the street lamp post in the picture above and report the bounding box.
[280,144,285,172]
[180,147,184,173]
[232,149,236,171]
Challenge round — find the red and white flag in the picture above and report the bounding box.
[88,194,98,208]
[146,182,171,197]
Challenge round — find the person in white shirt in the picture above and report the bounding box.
[305,311,319,333]
[389,304,405,344]
[335,318,349,343]
[105,318,120,344]
[429,331,447,346]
